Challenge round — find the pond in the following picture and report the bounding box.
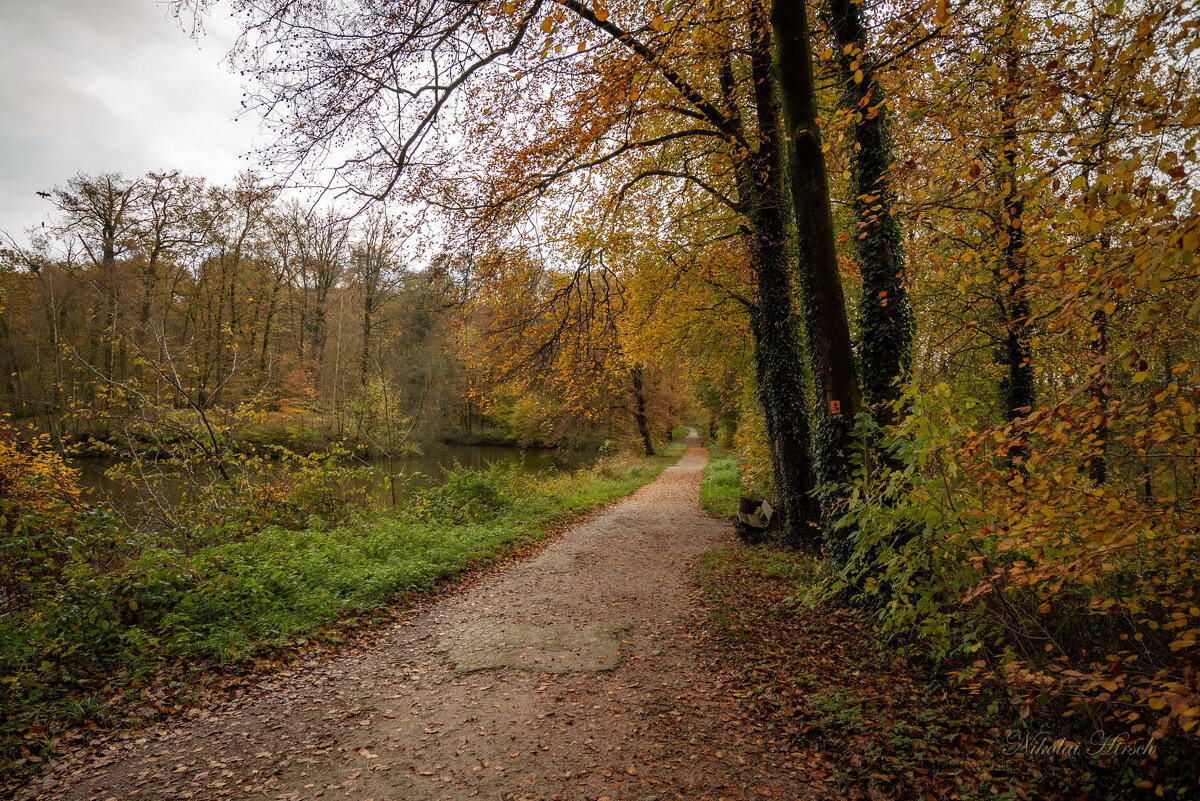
[73,442,598,523]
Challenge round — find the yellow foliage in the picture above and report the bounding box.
[0,420,81,534]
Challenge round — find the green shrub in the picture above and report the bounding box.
[414,462,522,522]
[832,387,1200,799]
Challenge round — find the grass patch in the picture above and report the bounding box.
[699,446,742,519]
[0,446,682,780]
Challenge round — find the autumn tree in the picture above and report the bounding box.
[461,246,665,453]
[133,171,207,333]
[838,0,1200,752]
[46,173,144,390]
[349,211,405,388]
[188,174,277,407]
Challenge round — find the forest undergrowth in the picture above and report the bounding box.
[698,453,1197,800]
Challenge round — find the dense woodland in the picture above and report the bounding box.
[1,0,1198,795]
[0,172,685,455]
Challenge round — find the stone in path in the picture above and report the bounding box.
[436,619,629,675]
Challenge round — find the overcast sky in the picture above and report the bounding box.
[0,0,258,239]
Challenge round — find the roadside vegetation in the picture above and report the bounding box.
[700,545,1162,800]
[700,454,1198,799]
[699,447,742,520]
[0,430,682,778]
[1,0,1196,796]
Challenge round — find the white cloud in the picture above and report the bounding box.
[0,0,259,238]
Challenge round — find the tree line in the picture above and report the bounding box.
[0,171,684,455]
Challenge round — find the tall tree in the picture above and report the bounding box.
[284,203,347,388]
[47,173,145,387]
[771,0,863,558]
[134,171,207,333]
[995,0,1035,470]
[828,0,913,429]
[350,211,404,388]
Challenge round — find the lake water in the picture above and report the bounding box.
[73,443,597,522]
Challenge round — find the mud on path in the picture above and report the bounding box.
[22,436,821,801]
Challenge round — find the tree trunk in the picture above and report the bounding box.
[311,284,331,387]
[630,366,655,457]
[139,260,155,330]
[260,281,280,374]
[748,247,822,551]
[1086,306,1109,484]
[360,286,375,387]
[828,0,912,429]
[739,17,823,551]
[0,314,21,406]
[997,13,1035,469]
[1084,148,1112,484]
[771,0,863,562]
[101,225,121,385]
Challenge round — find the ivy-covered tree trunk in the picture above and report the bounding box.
[998,152,1034,426]
[747,226,822,552]
[828,0,912,429]
[997,9,1035,468]
[361,286,376,387]
[771,0,863,563]
[630,365,655,457]
[1086,304,1109,484]
[735,22,823,551]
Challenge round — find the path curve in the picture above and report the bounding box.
[24,436,818,801]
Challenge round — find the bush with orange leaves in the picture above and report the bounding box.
[836,375,1200,796]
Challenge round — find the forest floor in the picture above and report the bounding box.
[13,433,1079,801]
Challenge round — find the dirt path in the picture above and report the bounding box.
[22,435,819,801]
